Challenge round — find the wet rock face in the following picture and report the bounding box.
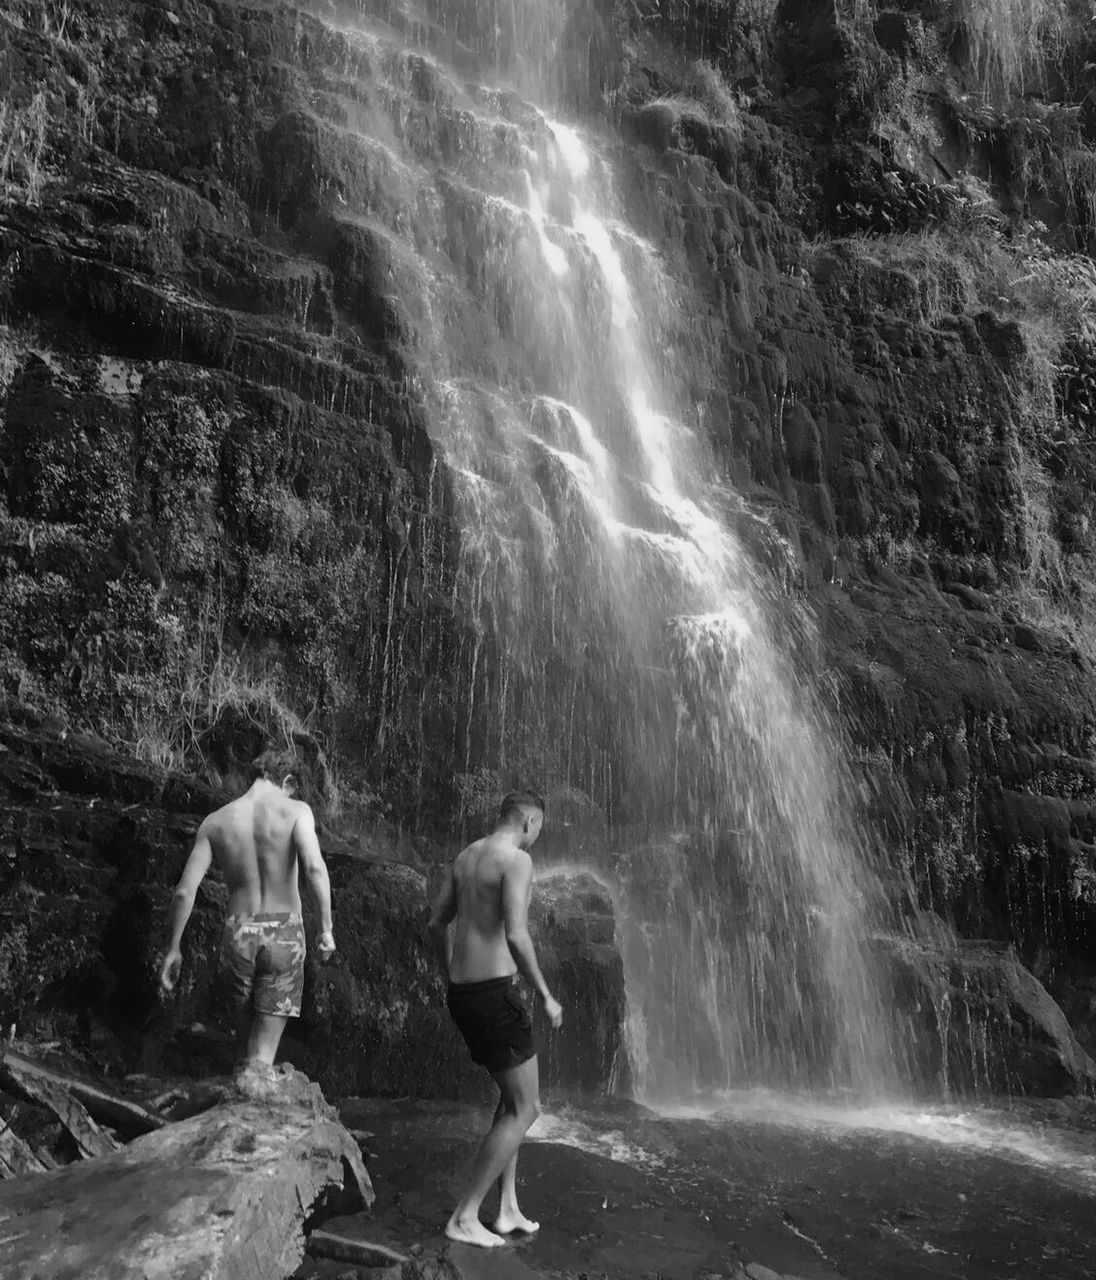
[606,19,1096,1060]
[817,581,1096,1062]
[294,857,485,1101]
[882,923,1096,1097]
[0,0,469,826]
[3,0,1096,1090]
[529,871,628,1095]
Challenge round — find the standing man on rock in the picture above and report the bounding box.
[159,751,336,1069]
[429,790,563,1248]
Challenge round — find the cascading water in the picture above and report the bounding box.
[328,1,902,1099]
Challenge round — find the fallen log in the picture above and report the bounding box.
[0,1049,164,1138]
[1,1059,117,1159]
[0,1065,373,1280]
[307,1227,410,1267]
[0,1124,47,1178]
[158,1079,234,1123]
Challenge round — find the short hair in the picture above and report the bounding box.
[251,749,302,795]
[499,790,545,822]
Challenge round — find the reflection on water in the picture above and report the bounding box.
[532,1093,1096,1189]
[528,1112,665,1169]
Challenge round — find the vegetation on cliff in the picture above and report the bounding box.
[2,0,1093,790]
[0,0,471,828]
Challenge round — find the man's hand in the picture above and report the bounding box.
[160,949,183,994]
[541,992,563,1029]
[317,930,336,960]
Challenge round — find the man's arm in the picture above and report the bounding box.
[428,869,457,973]
[502,853,563,1028]
[294,805,335,955]
[160,828,213,992]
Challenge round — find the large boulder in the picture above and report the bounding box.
[530,870,628,1096]
[882,921,1096,1096]
[298,864,629,1100]
[292,858,482,1101]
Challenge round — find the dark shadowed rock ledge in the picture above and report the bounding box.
[0,708,627,1100]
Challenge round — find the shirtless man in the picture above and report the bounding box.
[429,790,563,1249]
[159,752,336,1067]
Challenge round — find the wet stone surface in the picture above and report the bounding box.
[305,1097,1096,1280]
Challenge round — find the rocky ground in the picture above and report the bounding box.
[306,1095,1096,1280]
[4,1038,1095,1280]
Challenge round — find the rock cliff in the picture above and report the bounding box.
[2,0,1096,1089]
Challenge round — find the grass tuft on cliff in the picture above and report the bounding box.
[650,58,744,138]
[0,2,102,206]
[0,93,49,203]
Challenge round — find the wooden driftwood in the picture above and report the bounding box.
[157,1079,234,1123]
[0,1123,47,1179]
[307,1227,410,1267]
[0,1065,373,1280]
[0,1050,163,1139]
[0,1059,117,1159]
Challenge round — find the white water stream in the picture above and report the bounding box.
[332,2,903,1098]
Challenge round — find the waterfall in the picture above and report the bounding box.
[331,2,901,1098]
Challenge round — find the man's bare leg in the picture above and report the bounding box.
[491,1088,540,1235]
[446,1056,541,1248]
[246,1012,289,1065]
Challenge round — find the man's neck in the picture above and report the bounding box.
[493,821,525,848]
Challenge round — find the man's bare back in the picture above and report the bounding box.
[448,833,529,984]
[199,780,312,916]
[159,768,334,1067]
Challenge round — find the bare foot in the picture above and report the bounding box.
[445,1215,506,1248]
[493,1209,540,1235]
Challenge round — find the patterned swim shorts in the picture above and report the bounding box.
[218,912,306,1019]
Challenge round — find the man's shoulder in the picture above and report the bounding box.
[259,795,313,828]
[200,796,238,832]
[453,837,528,872]
[465,833,527,859]
[455,833,493,859]
[497,843,531,872]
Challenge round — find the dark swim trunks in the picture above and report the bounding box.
[219,912,306,1018]
[447,975,536,1075]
